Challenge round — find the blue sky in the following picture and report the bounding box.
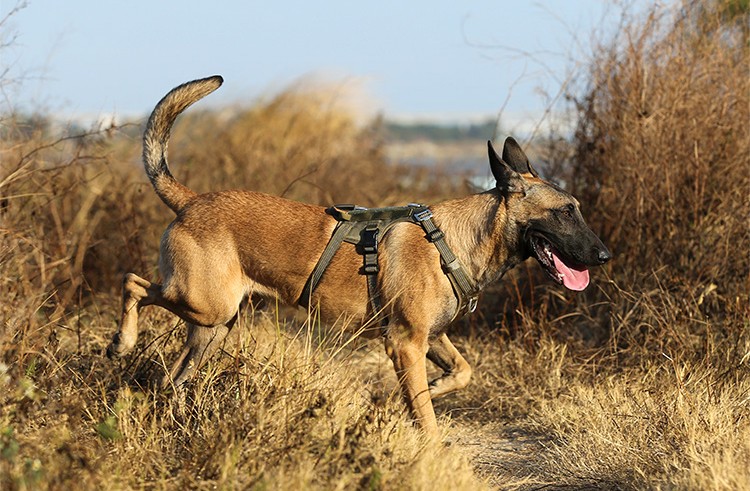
[3,1,636,129]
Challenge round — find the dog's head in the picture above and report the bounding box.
[488,138,611,291]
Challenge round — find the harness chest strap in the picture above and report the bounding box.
[298,204,479,324]
[298,220,352,308]
[412,208,479,317]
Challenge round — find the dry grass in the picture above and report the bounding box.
[0,310,481,490]
[1,1,749,489]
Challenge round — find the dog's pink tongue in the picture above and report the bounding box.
[551,251,590,291]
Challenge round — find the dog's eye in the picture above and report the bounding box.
[559,204,575,219]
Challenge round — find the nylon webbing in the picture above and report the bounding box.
[420,219,475,295]
[414,212,479,316]
[298,221,352,308]
[359,224,386,326]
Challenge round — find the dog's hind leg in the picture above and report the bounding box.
[426,333,472,399]
[161,314,241,390]
[107,273,165,358]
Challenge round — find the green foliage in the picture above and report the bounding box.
[95,415,122,441]
[0,427,19,462]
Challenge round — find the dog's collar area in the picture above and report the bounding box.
[298,203,479,326]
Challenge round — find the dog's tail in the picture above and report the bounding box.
[143,75,224,213]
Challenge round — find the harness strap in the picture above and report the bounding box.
[413,209,479,318]
[298,220,353,308]
[359,224,386,325]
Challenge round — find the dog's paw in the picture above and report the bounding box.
[105,333,129,359]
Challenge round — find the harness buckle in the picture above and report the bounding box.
[413,208,433,222]
[426,229,445,242]
[360,225,380,275]
[468,296,478,313]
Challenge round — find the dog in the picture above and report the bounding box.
[107,76,611,436]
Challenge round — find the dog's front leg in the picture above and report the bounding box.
[384,332,438,436]
[427,333,472,399]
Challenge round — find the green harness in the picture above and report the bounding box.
[298,203,479,326]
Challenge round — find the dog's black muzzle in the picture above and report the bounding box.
[525,216,611,267]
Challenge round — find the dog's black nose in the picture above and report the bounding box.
[597,247,612,264]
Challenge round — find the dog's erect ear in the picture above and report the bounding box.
[488,140,525,194]
[502,137,539,177]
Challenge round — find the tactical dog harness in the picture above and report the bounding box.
[298,203,479,326]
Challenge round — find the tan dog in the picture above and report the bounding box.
[107,76,611,435]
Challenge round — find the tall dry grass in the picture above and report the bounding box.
[448,1,750,488]
[562,0,749,363]
[1,1,748,489]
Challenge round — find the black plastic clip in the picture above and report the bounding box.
[360,224,380,275]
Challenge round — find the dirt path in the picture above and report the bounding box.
[449,420,554,490]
